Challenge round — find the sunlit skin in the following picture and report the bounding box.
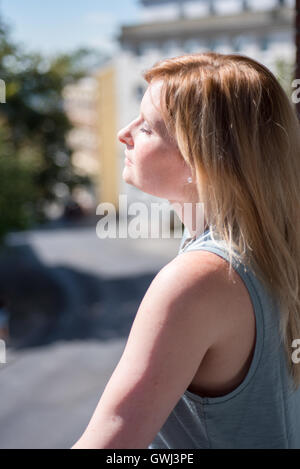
[117,80,206,238]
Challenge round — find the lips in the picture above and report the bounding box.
[125,157,133,166]
[125,152,133,165]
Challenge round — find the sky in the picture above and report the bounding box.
[0,0,141,57]
[0,0,293,58]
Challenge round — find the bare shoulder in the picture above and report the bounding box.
[158,249,252,342]
[172,249,252,304]
[159,249,238,301]
[170,249,232,275]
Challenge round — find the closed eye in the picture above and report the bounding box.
[140,127,151,135]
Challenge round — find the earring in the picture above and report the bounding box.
[187,177,193,184]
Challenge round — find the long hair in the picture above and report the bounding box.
[143,52,300,391]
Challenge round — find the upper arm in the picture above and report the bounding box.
[77,250,231,449]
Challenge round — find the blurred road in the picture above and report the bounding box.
[0,217,181,449]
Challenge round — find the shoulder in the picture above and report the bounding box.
[157,249,235,304]
[142,249,239,346]
[172,248,231,275]
[162,249,255,345]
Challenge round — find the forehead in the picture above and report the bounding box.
[141,80,162,113]
[141,80,167,135]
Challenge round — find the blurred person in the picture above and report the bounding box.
[72,52,300,449]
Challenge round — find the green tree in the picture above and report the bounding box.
[0,13,109,242]
[0,119,41,243]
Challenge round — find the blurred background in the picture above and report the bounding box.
[0,0,298,448]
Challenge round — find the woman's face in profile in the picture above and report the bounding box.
[118,80,194,202]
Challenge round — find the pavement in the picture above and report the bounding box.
[0,216,181,448]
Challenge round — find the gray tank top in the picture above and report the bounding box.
[148,226,300,449]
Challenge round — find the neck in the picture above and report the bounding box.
[168,199,208,239]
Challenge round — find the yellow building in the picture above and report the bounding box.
[63,70,120,212]
[95,65,119,211]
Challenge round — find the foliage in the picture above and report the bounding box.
[0,14,109,242]
[0,122,42,242]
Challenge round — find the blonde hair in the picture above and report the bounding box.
[143,52,300,391]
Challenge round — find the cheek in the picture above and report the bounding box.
[133,139,186,190]
[134,141,163,174]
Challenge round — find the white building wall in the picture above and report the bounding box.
[139,0,292,22]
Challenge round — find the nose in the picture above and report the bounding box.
[118,123,133,146]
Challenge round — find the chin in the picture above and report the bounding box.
[122,167,133,182]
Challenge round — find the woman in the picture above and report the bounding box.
[72,52,300,449]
